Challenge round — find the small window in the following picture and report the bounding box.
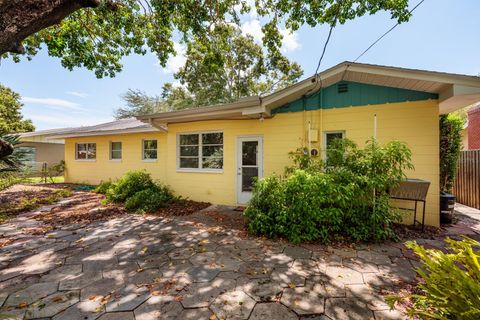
[325,131,345,149]
[323,131,345,160]
[76,143,96,160]
[143,140,157,160]
[178,132,223,170]
[110,141,122,160]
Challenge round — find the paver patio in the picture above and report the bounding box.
[0,200,479,320]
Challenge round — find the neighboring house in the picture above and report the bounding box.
[467,104,480,150]
[18,129,67,172]
[461,123,469,150]
[43,62,480,227]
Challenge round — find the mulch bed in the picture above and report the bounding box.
[393,223,444,241]
[34,191,127,227]
[153,200,211,216]
[0,184,70,221]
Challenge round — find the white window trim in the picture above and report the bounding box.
[142,139,158,161]
[75,142,96,162]
[176,131,224,173]
[322,131,346,159]
[109,141,122,161]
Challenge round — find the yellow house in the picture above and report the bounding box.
[44,62,480,227]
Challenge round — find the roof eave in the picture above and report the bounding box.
[48,127,158,139]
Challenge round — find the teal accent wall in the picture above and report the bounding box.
[273,81,438,114]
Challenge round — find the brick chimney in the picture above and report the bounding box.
[468,104,480,150]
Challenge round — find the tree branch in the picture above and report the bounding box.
[0,0,107,55]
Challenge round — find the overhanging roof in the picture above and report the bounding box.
[139,61,480,129]
[34,118,157,139]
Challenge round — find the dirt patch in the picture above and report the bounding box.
[34,191,126,227]
[152,200,211,217]
[393,223,444,241]
[0,184,72,222]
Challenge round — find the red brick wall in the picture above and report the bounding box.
[468,106,480,150]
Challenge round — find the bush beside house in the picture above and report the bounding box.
[440,114,464,193]
[244,139,414,244]
[95,170,174,213]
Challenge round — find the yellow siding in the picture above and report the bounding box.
[64,99,440,226]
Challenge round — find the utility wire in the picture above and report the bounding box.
[307,0,343,95]
[352,0,426,63]
[339,0,426,82]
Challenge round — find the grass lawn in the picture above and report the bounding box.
[24,176,65,184]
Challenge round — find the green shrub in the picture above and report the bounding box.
[53,188,72,198]
[245,139,412,243]
[388,237,480,319]
[124,184,174,213]
[107,170,156,202]
[440,114,464,193]
[19,197,40,211]
[94,180,113,195]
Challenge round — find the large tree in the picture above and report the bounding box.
[115,23,303,118]
[1,1,412,78]
[0,84,34,159]
[0,85,35,135]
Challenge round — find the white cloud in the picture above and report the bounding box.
[164,42,187,74]
[66,91,89,98]
[241,19,264,43]
[21,97,86,111]
[241,20,300,53]
[280,28,300,52]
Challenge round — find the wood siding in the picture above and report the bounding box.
[454,150,480,209]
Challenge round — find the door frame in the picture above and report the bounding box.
[236,135,264,205]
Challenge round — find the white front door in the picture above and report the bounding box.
[237,136,263,204]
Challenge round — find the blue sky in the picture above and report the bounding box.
[0,0,479,130]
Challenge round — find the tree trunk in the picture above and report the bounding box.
[0,0,101,55]
[0,138,13,159]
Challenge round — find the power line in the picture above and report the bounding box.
[352,0,426,63]
[314,23,335,76]
[314,0,343,77]
[340,0,426,82]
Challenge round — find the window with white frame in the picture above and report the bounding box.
[76,143,96,160]
[110,141,122,160]
[142,140,157,160]
[178,132,223,170]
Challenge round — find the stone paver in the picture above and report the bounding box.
[177,307,213,320]
[181,278,236,308]
[185,265,220,282]
[238,277,283,302]
[25,291,79,319]
[5,282,58,306]
[211,290,256,319]
[281,282,326,315]
[1,202,476,319]
[134,295,183,320]
[325,266,363,285]
[53,300,105,320]
[325,297,374,320]
[249,302,298,320]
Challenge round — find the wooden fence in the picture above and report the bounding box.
[453,150,480,209]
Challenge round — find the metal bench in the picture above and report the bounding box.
[389,179,431,230]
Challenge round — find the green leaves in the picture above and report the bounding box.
[0,85,35,136]
[395,237,480,319]
[245,138,413,243]
[439,114,464,193]
[3,0,411,78]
